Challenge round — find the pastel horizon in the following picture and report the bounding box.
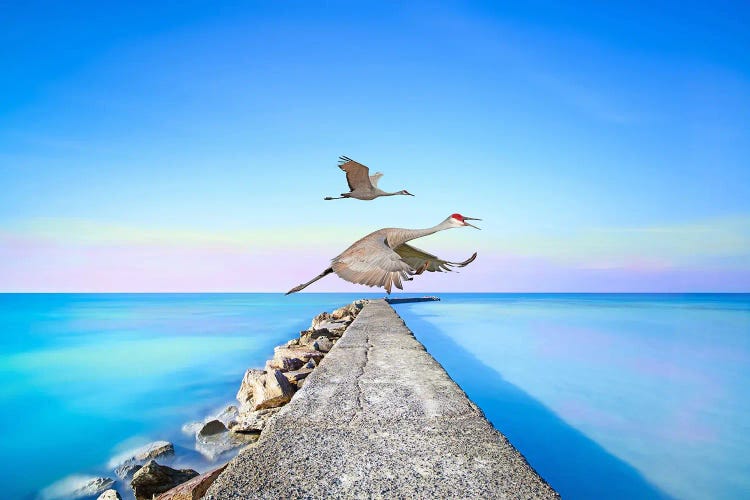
[2,2,748,292]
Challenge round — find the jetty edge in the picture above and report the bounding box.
[205,299,559,499]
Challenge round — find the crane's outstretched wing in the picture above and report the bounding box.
[332,235,415,293]
[338,156,374,192]
[369,171,384,188]
[394,244,477,274]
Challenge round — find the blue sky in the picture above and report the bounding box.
[1,1,749,291]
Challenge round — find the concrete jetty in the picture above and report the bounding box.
[207,299,558,499]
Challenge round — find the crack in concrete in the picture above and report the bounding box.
[348,323,371,426]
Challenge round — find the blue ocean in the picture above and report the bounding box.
[1,294,748,499]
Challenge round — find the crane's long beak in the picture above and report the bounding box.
[463,217,481,230]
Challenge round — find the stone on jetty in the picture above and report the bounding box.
[236,369,264,407]
[252,369,295,410]
[214,405,239,425]
[229,407,281,434]
[271,346,324,367]
[97,490,122,500]
[310,311,330,329]
[155,464,227,500]
[198,419,227,436]
[130,460,199,500]
[111,440,174,478]
[207,300,559,499]
[115,463,142,480]
[132,441,174,462]
[195,430,256,461]
[282,367,314,385]
[312,337,333,352]
[43,476,115,499]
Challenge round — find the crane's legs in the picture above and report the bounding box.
[285,267,334,295]
[323,193,351,200]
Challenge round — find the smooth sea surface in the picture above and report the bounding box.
[1,293,748,499]
[393,294,750,500]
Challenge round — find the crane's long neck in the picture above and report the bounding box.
[387,220,453,249]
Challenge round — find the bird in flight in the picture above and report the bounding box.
[324,156,414,201]
[286,213,480,294]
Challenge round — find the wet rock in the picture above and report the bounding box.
[330,305,349,320]
[198,419,227,437]
[299,328,337,345]
[42,476,115,499]
[115,463,142,480]
[98,490,122,500]
[229,407,281,434]
[214,405,239,426]
[130,460,199,500]
[313,337,333,352]
[304,358,317,369]
[110,441,174,478]
[268,346,325,372]
[236,369,264,407]
[283,368,313,384]
[155,464,227,500]
[133,441,174,462]
[252,370,295,410]
[310,311,330,329]
[267,354,304,372]
[195,430,257,460]
[313,319,349,332]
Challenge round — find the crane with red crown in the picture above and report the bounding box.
[286,214,480,294]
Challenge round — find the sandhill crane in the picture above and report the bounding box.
[286,214,480,294]
[324,156,414,201]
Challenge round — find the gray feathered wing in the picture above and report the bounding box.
[338,156,374,192]
[369,172,383,188]
[394,243,477,274]
[331,236,477,294]
[331,235,415,293]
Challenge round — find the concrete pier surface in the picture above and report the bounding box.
[207,299,559,499]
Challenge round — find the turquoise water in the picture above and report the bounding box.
[0,293,375,499]
[393,294,750,500]
[1,294,748,499]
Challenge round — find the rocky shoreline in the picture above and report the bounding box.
[48,300,366,500]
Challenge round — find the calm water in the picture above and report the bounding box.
[393,294,750,500]
[0,293,375,499]
[1,294,748,499]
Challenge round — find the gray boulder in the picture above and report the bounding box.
[130,460,199,500]
[229,407,282,434]
[114,463,142,480]
[198,419,227,436]
[266,354,304,372]
[236,369,264,407]
[154,464,227,500]
[283,367,314,385]
[252,370,295,410]
[42,476,115,499]
[272,346,324,366]
[97,490,122,500]
[195,430,257,460]
[310,311,331,329]
[110,441,174,478]
[313,337,333,352]
[214,405,239,426]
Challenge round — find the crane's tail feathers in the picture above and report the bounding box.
[285,268,334,295]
